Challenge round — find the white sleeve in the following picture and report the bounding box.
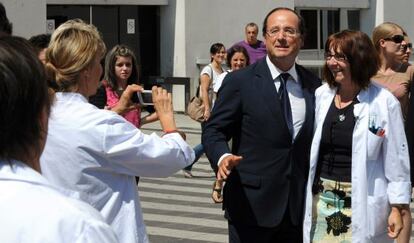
[200,65,212,78]
[383,97,411,204]
[99,115,195,177]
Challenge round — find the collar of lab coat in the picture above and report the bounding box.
[0,160,80,199]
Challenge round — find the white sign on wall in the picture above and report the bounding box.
[46,19,55,34]
[127,19,135,34]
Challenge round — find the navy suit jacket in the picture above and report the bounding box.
[202,58,321,227]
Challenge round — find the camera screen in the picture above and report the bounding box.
[138,90,153,105]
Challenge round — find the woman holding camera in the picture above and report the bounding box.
[40,19,194,243]
[102,45,157,128]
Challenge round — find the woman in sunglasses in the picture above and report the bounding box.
[371,22,414,243]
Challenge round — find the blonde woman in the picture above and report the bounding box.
[40,19,194,243]
[372,22,413,243]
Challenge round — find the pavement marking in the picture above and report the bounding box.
[139,175,214,187]
[141,201,223,215]
[143,213,227,228]
[145,227,227,243]
[139,182,213,194]
[139,191,214,203]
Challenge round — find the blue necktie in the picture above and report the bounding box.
[278,73,293,136]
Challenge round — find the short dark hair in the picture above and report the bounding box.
[0,3,12,35]
[0,36,51,161]
[29,34,51,54]
[322,30,380,89]
[209,43,225,62]
[226,45,250,67]
[262,7,305,37]
[104,44,139,91]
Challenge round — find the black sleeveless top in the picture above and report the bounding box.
[316,97,357,182]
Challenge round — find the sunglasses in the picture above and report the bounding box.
[383,34,405,44]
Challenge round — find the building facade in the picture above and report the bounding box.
[5,0,414,108]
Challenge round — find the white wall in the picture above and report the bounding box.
[3,0,46,38]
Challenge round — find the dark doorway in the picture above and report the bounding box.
[47,5,160,84]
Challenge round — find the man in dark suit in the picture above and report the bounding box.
[202,7,321,243]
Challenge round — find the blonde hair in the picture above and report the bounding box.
[45,19,106,91]
[372,22,405,52]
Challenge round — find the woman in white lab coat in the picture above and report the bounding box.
[0,36,118,243]
[40,19,194,243]
[303,30,411,242]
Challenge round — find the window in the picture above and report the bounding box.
[297,9,360,50]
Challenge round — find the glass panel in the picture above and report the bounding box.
[347,10,360,30]
[300,10,318,49]
[320,10,339,49]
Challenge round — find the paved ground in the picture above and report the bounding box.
[139,112,414,242]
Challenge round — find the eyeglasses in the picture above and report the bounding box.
[324,53,348,62]
[266,27,298,38]
[383,34,405,44]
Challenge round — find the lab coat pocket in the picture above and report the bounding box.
[367,195,388,237]
[367,131,384,161]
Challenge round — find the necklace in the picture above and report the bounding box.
[336,94,346,122]
[336,88,359,122]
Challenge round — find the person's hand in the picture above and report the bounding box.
[111,84,143,115]
[388,206,403,239]
[152,86,177,132]
[203,109,211,121]
[217,155,243,180]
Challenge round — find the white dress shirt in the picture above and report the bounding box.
[218,58,306,164]
[0,160,118,243]
[266,56,305,139]
[40,92,195,243]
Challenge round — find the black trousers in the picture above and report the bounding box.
[228,209,302,243]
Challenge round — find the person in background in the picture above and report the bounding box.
[0,35,118,243]
[203,8,321,242]
[40,19,194,243]
[28,34,51,64]
[230,22,266,64]
[102,45,158,128]
[209,45,250,203]
[402,34,412,63]
[213,45,250,93]
[303,30,410,243]
[0,2,11,36]
[371,22,413,243]
[182,43,226,178]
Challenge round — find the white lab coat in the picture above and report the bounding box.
[0,160,118,243]
[40,92,195,243]
[303,83,411,243]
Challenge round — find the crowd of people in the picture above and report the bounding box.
[0,2,413,243]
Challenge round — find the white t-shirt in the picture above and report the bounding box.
[200,64,225,106]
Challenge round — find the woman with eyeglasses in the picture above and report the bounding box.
[371,22,414,243]
[303,30,411,243]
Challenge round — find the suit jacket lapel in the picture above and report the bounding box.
[255,59,285,121]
